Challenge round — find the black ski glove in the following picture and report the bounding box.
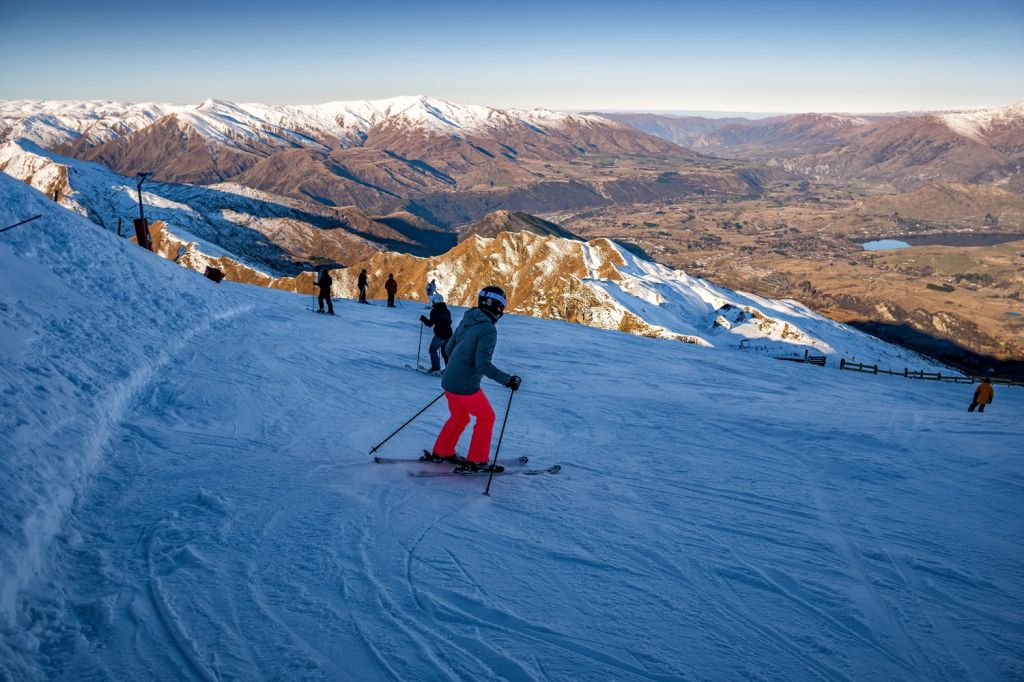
[419,315,429,325]
[506,375,522,391]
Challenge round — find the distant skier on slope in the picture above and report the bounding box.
[419,293,453,374]
[968,378,994,412]
[385,273,398,308]
[316,269,334,315]
[358,269,369,304]
[426,278,437,301]
[427,285,521,473]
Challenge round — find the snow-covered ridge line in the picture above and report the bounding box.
[0,95,620,150]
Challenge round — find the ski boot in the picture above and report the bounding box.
[454,461,504,474]
[420,450,462,464]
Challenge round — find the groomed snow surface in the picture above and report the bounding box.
[1,174,1022,680]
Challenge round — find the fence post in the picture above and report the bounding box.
[840,358,845,370]
[937,372,941,381]
[873,365,878,374]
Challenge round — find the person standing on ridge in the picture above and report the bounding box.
[385,273,398,308]
[428,285,522,473]
[316,269,334,315]
[426,278,437,301]
[420,293,452,374]
[968,378,995,412]
[358,269,369,304]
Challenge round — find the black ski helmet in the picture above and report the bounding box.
[477,285,507,319]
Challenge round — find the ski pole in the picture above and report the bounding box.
[369,392,445,454]
[483,389,514,496]
[416,322,424,371]
[0,214,42,234]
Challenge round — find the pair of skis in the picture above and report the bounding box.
[374,453,561,477]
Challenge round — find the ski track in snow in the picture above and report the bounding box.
[2,176,1023,680]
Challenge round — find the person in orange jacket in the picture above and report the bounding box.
[385,273,398,307]
[968,378,994,412]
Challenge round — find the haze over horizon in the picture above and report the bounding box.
[1,0,1022,114]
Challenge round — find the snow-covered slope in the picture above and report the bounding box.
[2,175,1022,679]
[0,172,241,640]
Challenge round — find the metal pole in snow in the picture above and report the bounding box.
[483,390,514,497]
[136,172,151,222]
[0,215,42,234]
[416,322,424,371]
[369,392,445,455]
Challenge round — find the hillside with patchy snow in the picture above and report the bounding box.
[605,101,1024,192]
[332,230,940,368]
[2,172,1023,680]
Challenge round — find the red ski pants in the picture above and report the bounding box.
[433,390,495,463]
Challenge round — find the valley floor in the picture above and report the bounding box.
[6,287,1023,680]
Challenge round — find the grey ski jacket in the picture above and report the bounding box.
[442,308,512,395]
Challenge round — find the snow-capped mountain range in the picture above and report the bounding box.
[0,95,627,152]
[2,95,726,224]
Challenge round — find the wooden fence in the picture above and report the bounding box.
[775,349,827,367]
[838,359,1024,387]
[740,340,827,367]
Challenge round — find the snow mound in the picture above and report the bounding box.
[0,173,240,636]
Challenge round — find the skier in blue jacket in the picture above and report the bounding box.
[429,285,521,473]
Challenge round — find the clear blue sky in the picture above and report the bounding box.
[1,0,1021,113]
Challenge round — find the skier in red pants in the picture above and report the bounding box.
[429,285,521,473]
